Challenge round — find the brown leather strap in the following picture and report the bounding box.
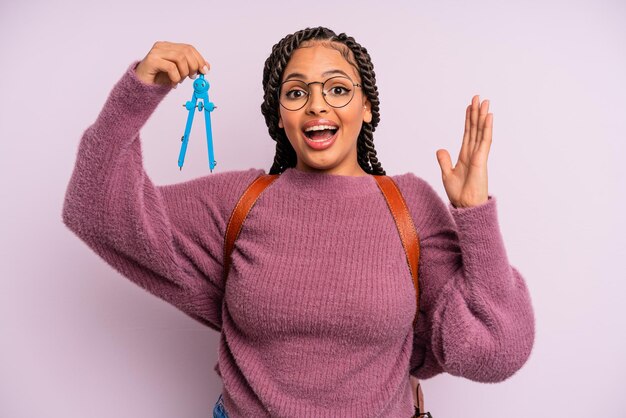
[224,173,420,326]
[371,175,424,413]
[372,175,421,328]
[223,174,279,280]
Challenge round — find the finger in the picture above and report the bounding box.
[158,47,193,85]
[172,45,193,82]
[188,45,210,75]
[477,113,493,158]
[475,99,489,153]
[152,52,185,85]
[147,55,181,86]
[459,104,471,165]
[181,44,200,79]
[187,51,201,79]
[436,149,454,177]
[469,95,479,155]
[164,59,183,87]
[184,44,207,79]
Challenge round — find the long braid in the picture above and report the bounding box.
[260,27,385,175]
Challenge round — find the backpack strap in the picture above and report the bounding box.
[223,173,280,281]
[371,175,421,328]
[224,173,420,326]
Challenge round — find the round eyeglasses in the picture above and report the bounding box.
[278,76,362,111]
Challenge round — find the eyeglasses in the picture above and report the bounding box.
[278,76,362,111]
[414,383,433,418]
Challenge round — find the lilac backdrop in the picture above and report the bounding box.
[1,0,625,416]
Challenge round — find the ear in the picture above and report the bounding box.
[278,115,283,129]
[362,98,372,124]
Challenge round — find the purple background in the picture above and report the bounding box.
[1,0,625,416]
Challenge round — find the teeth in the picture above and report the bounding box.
[304,125,338,132]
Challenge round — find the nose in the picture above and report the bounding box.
[305,83,328,115]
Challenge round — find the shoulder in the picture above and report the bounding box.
[388,172,445,209]
[157,168,267,216]
[387,171,455,234]
[159,167,266,194]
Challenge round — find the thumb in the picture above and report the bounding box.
[436,149,453,176]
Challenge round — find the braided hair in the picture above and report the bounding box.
[261,26,385,175]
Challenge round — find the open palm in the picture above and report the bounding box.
[436,95,493,208]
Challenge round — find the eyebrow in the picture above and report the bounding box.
[283,69,352,81]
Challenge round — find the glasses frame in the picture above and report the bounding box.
[278,75,363,111]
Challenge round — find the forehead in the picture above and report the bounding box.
[282,42,360,82]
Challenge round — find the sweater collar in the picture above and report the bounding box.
[277,167,379,198]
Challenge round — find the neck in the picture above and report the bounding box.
[279,167,378,198]
[294,164,369,177]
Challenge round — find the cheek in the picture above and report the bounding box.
[284,121,300,136]
[281,118,303,143]
[279,111,294,130]
[339,108,364,131]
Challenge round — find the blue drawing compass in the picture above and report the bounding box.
[178,74,217,171]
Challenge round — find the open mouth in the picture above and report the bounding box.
[303,127,339,141]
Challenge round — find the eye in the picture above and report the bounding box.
[330,86,350,95]
[285,88,307,100]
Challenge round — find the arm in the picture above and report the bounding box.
[406,176,535,383]
[62,60,263,330]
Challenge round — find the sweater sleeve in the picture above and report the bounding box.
[401,174,535,383]
[62,60,265,331]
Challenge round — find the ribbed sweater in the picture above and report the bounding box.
[62,61,535,417]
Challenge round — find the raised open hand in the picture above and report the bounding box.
[435,95,493,208]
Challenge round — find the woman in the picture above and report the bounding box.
[63,26,535,417]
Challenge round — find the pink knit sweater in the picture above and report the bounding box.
[62,61,535,417]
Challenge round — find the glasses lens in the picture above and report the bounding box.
[279,80,308,111]
[323,76,355,108]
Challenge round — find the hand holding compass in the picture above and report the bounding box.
[134,41,217,171]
